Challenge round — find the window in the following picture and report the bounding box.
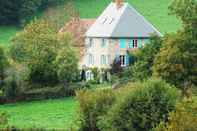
[101,55,107,65]
[119,55,126,66]
[101,18,107,24]
[101,39,106,47]
[88,38,93,47]
[133,39,138,48]
[88,54,94,65]
[108,55,111,64]
[109,18,115,24]
[128,40,133,48]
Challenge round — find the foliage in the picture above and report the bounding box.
[0,0,42,25]
[131,35,162,81]
[100,79,178,131]
[42,2,79,31]
[153,0,197,94]
[169,0,197,29]
[0,0,66,26]
[0,112,8,127]
[154,101,197,131]
[0,46,9,89]
[153,32,197,92]
[10,20,59,85]
[55,34,79,83]
[76,89,116,131]
[10,20,78,86]
[110,59,123,76]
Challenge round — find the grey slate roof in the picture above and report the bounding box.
[85,2,162,38]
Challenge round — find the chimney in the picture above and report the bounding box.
[113,0,123,9]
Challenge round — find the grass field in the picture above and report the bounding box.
[0,98,77,130]
[0,0,181,46]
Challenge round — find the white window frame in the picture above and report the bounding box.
[88,54,94,65]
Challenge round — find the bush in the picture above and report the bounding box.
[99,79,178,131]
[2,65,28,101]
[0,46,9,89]
[154,101,197,131]
[0,112,8,127]
[76,89,116,131]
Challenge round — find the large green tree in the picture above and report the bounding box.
[55,34,79,83]
[10,20,59,84]
[0,0,43,25]
[0,0,65,25]
[10,20,78,85]
[153,0,197,94]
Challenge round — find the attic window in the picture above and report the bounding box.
[102,18,107,24]
[109,18,115,24]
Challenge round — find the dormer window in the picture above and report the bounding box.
[101,18,107,24]
[109,18,115,24]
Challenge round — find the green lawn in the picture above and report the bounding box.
[0,97,77,130]
[0,0,181,46]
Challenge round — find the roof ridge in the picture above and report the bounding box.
[110,3,128,36]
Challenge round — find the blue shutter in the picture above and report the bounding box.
[125,54,129,66]
[138,39,142,48]
[119,39,126,48]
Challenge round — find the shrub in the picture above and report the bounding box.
[2,64,28,100]
[0,112,8,128]
[76,89,116,131]
[154,101,197,131]
[0,46,9,89]
[99,79,178,131]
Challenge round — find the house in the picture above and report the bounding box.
[80,0,162,69]
[60,0,162,80]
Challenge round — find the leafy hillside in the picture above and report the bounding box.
[0,0,181,45]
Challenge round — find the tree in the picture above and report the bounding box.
[99,79,178,131]
[55,34,79,84]
[153,0,197,96]
[10,20,59,85]
[0,0,66,25]
[154,101,197,131]
[0,0,43,25]
[42,2,79,31]
[131,35,162,80]
[10,20,79,85]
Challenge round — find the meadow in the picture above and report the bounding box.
[0,0,181,45]
[0,98,77,129]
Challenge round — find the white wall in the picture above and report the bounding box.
[79,37,149,69]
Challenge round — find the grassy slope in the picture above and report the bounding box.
[0,98,77,129]
[0,0,181,46]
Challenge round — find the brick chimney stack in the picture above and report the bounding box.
[113,0,123,9]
